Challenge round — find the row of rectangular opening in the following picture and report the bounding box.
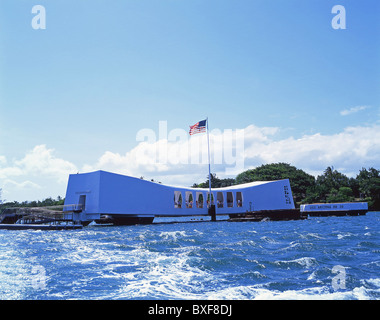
[174,191,243,209]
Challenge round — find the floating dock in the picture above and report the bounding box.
[300,202,368,216]
[0,224,83,230]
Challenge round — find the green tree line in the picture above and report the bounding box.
[0,195,65,212]
[193,163,380,211]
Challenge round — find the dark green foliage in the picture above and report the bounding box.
[303,166,379,210]
[235,163,315,203]
[356,167,380,210]
[193,164,379,210]
[192,173,235,189]
[0,196,65,212]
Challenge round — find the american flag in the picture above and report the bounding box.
[189,119,207,135]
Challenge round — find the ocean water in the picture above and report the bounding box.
[0,212,379,300]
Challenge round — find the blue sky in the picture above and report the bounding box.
[0,0,379,201]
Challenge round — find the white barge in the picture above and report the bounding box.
[300,202,368,216]
[63,170,297,225]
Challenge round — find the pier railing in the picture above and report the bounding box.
[62,204,83,213]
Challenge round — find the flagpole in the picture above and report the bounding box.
[206,117,211,198]
[206,117,212,206]
[206,117,216,221]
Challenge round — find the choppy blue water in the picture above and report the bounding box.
[0,213,379,300]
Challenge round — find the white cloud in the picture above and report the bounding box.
[0,156,6,166]
[244,125,380,175]
[0,166,23,179]
[1,124,380,201]
[14,145,78,183]
[81,126,254,183]
[0,145,78,201]
[82,124,380,185]
[4,179,42,190]
[340,105,370,116]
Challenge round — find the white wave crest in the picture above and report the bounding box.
[275,257,318,269]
